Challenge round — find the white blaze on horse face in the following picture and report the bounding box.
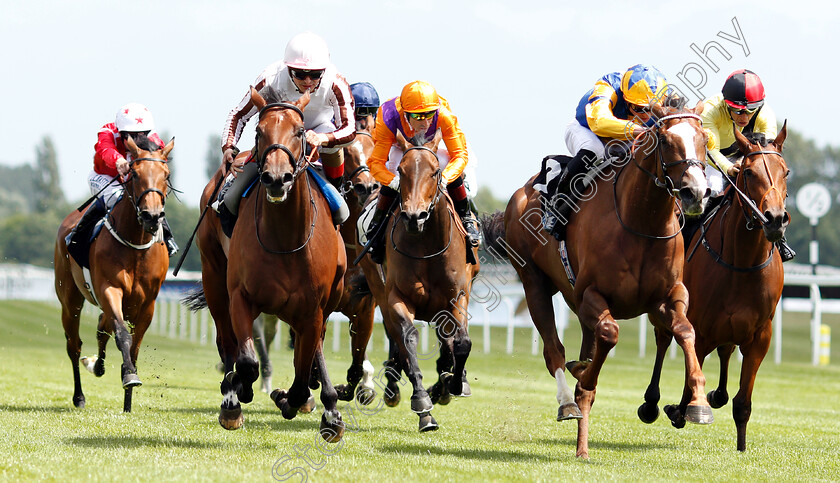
[555,367,575,407]
[668,123,708,191]
[350,141,368,166]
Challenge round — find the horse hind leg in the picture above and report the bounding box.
[708,344,735,408]
[313,347,345,443]
[638,327,673,424]
[732,325,772,452]
[252,314,274,394]
[60,300,86,408]
[382,334,404,407]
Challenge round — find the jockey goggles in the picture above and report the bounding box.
[356,106,378,118]
[629,104,651,114]
[728,105,759,115]
[407,110,436,120]
[290,68,325,81]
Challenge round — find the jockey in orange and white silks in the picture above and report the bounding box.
[364,80,480,263]
[70,103,178,256]
[221,31,355,189]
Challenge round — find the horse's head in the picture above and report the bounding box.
[343,127,379,206]
[733,121,790,242]
[251,86,310,203]
[648,101,710,216]
[123,135,174,235]
[397,131,443,234]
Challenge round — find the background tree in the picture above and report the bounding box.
[33,136,64,213]
[206,134,222,180]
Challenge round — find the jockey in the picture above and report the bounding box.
[364,80,480,264]
[545,63,669,240]
[701,69,794,262]
[66,103,178,256]
[351,82,380,131]
[217,32,355,219]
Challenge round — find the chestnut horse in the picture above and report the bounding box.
[253,125,381,404]
[637,124,789,451]
[374,134,479,432]
[483,103,713,458]
[196,87,346,442]
[54,135,174,412]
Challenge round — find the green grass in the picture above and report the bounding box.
[1,300,839,482]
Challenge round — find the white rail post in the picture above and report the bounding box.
[483,306,491,354]
[639,314,647,358]
[811,283,823,366]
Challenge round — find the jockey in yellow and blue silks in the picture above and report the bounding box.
[545,64,669,240]
[364,80,479,264]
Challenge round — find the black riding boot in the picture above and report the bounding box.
[67,200,106,249]
[453,197,481,247]
[161,217,179,256]
[549,148,598,241]
[776,237,796,262]
[366,186,398,264]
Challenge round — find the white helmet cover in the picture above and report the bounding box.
[115,102,155,132]
[283,32,330,70]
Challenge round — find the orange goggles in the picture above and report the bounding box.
[407,110,436,120]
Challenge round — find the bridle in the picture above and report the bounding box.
[614,113,705,240]
[254,102,309,181]
[392,145,452,259]
[342,130,374,196]
[123,156,169,225]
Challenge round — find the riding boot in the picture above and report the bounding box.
[321,149,345,192]
[549,148,598,241]
[67,199,107,248]
[366,186,398,264]
[215,162,259,237]
[776,237,796,262]
[453,197,481,247]
[161,217,179,256]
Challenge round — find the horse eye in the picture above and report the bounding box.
[784,170,791,179]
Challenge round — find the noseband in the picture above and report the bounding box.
[124,156,169,224]
[255,102,308,179]
[633,113,706,196]
[398,145,443,215]
[732,149,785,230]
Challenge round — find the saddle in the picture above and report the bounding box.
[65,198,109,269]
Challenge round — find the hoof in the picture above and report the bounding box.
[565,359,591,379]
[428,380,451,406]
[446,372,462,397]
[270,390,299,420]
[410,394,434,414]
[73,395,86,409]
[238,383,254,405]
[418,412,438,432]
[81,356,98,375]
[685,404,714,425]
[219,407,244,430]
[122,373,142,389]
[707,389,729,409]
[384,385,401,407]
[215,361,225,373]
[460,379,472,397]
[320,413,345,443]
[260,377,272,394]
[334,383,354,402]
[299,396,317,414]
[637,402,660,424]
[557,403,583,421]
[664,404,686,429]
[355,386,376,406]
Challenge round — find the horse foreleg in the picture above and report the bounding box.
[519,268,578,421]
[93,313,110,377]
[638,326,673,424]
[429,328,454,406]
[383,334,404,407]
[313,344,344,443]
[228,291,260,405]
[342,300,376,405]
[732,323,772,452]
[123,304,154,413]
[447,292,472,399]
[100,289,141,395]
[385,295,436,432]
[660,283,712,424]
[708,344,736,408]
[275,319,320,420]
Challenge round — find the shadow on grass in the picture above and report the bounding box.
[64,435,227,449]
[0,404,73,414]
[378,442,561,463]
[536,437,675,453]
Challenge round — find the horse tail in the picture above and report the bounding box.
[181,284,208,311]
[480,211,507,258]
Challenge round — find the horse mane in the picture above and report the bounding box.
[124,132,161,152]
[262,85,291,105]
[743,132,769,147]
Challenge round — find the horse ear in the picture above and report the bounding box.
[162,137,175,159]
[773,120,787,151]
[296,90,311,111]
[124,135,141,157]
[394,130,411,152]
[651,103,667,119]
[732,123,753,154]
[427,129,443,152]
[250,86,266,110]
[692,100,704,116]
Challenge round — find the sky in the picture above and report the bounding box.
[2,0,837,207]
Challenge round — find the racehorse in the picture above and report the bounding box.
[375,133,479,432]
[637,123,789,452]
[252,124,381,404]
[54,135,174,412]
[482,102,713,458]
[195,87,346,442]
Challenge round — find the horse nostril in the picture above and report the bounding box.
[260,172,274,185]
[281,172,293,185]
[679,187,696,200]
[783,212,791,224]
[417,211,429,222]
[354,184,366,196]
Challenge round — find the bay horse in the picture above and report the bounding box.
[54,135,174,412]
[252,124,381,404]
[637,124,789,452]
[196,87,346,442]
[482,103,713,458]
[376,133,479,432]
